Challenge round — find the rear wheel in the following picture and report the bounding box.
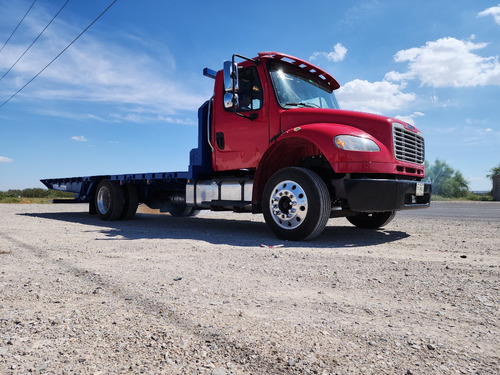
[346,211,396,229]
[121,184,139,220]
[95,179,124,221]
[262,167,330,241]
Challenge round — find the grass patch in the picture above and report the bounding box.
[0,197,22,203]
[0,197,54,204]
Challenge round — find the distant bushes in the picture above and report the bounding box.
[466,192,493,201]
[431,192,493,201]
[0,188,74,201]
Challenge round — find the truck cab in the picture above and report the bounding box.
[211,53,341,172]
[187,52,431,240]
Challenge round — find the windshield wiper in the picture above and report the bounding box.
[285,102,320,108]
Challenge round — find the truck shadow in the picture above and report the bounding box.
[20,210,409,248]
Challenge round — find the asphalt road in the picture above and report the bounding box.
[398,200,500,221]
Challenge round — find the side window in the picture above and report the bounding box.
[237,66,263,111]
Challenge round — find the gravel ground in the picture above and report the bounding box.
[0,202,499,374]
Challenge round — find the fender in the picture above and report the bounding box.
[252,123,393,210]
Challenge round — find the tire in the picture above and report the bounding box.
[120,184,139,220]
[346,211,396,229]
[95,179,124,221]
[168,203,199,217]
[262,167,330,241]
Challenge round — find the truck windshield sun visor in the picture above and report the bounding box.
[268,61,340,110]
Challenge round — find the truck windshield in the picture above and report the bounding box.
[269,61,340,109]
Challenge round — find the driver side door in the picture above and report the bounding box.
[212,65,269,171]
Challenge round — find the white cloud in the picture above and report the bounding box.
[310,43,348,62]
[336,79,415,113]
[465,118,489,126]
[461,126,500,146]
[0,5,209,123]
[478,5,500,25]
[0,156,14,163]
[33,109,109,122]
[108,112,196,126]
[71,136,87,142]
[395,112,425,126]
[12,38,206,113]
[385,37,500,87]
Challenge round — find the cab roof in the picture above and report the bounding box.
[258,52,341,91]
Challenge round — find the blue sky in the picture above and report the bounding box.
[0,0,499,191]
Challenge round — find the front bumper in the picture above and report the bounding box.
[344,178,432,212]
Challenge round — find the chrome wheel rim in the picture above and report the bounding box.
[269,180,308,230]
[97,186,111,214]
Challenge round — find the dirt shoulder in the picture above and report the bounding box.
[1,203,499,374]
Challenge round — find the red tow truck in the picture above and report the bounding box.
[42,52,431,241]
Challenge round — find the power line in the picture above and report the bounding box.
[0,0,38,54]
[0,0,118,110]
[0,0,71,82]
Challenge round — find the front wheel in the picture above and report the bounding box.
[262,167,330,241]
[346,211,396,229]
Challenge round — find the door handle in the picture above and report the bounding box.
[216,132,225,150]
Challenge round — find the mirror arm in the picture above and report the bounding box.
[223,54,261,118]
[235,112,258,121]
[233,54,257,64]
[230,54,259,121]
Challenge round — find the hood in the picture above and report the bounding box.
[280,108,422,143]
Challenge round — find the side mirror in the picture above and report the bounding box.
[223,61,233,92]
[224,92,239,110]
[223,60,239,109]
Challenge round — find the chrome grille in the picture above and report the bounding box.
[393,124,425,164]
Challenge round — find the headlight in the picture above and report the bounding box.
[334,135,380,152]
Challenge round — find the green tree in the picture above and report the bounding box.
[5,189,22,197]
[442,170,469,198]
[21,188,50,198]
[487,163,500,180]
[425,159,470,198]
